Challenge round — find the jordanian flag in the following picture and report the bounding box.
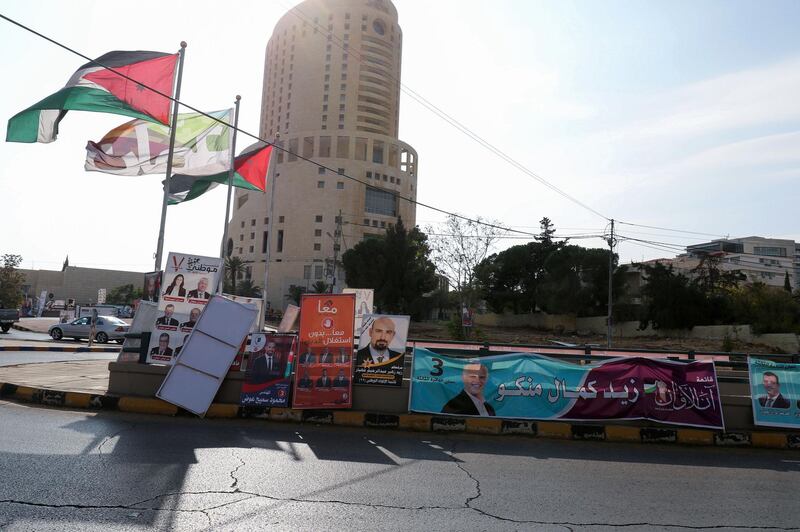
[85,109,232,176]
[7,51,178,143]
[168,143,273,204]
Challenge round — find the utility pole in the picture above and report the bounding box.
[328,210,343,293]
[606,218,615,348]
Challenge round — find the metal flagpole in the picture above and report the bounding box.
[219,95,241,293]
[260,136,279,329]
[154,41,187,271]
[607,218,615,348]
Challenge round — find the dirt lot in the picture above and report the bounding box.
[409,321,784,354]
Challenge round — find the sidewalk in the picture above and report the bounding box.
[0,360,110,395]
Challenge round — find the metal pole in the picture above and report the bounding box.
[607,218,615,348]
[219,95,241,293]
[154,42,187,271]
[260,138,278,329]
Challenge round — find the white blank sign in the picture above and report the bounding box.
[157,295,256,416]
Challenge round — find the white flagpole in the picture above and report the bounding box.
[154,41,187,271]
[219,95,241,293]
[260,135,279,329]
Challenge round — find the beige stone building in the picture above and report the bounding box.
[20,266,144,307]
[228,0,418,309]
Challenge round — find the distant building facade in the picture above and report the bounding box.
[625,236,798,295]
[226,0,418,309]
[20,266,144,306]
[685,236,797,289]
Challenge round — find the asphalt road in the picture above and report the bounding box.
[1,402,798,531]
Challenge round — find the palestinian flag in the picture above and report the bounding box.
[168,143,273,204]
[7,51,178,144]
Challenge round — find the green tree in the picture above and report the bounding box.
[285,284,306,305]
[537,245,627,316]
[784,271,793,293]
[638,262,707,330]
[730,282,800,334]
[0,254,25,308]
[105,284,143,305]
[311,280,329,293]
[474,218,567,313]
[342,219,438,318]
[235,279,262,297]
[224,256,247,295]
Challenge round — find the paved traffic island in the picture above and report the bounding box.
[0,359,798,451]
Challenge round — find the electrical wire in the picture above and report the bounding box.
[1,12,743,251]
[616,220,727,238]
[0,12,537,239]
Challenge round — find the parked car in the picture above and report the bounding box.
[0,307,19,333]
[48,315,130,343]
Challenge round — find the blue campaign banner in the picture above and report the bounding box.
[410,348,585,419]
[410,348,725,429]
[749,357,800,429]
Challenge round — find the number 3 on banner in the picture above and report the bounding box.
[431,357,443,376]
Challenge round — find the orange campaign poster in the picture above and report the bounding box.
[292,293,356,409]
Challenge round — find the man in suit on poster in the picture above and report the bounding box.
[155,304,179,327]
[250,340,284,383]
[355,316,401,366]
[333,369,349,388]
[297,370,313,389]
[316,369,332,388]
[149,333,174,358]
[442,361,496,416]
[318,346,333,364]
[758,371,790,409]
[187,277,211,300]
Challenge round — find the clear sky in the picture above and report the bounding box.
[1,0,798,273]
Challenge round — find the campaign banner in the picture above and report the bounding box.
[240,333,295,407]
[146,252,223,364]
[410,349,724,429]
[143,271,162,303]
[292,294,355,409]
[343,288,373,336]
[749,357,800,429]
[354,314,409,387]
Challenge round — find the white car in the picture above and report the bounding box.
[48,316,130,343]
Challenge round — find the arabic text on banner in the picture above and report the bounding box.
[292,294,356,409]
[353,314,409,387]
[240,333,295,407]
[146,252,223,365]
[409,349,724,429]
[749,357,800,429]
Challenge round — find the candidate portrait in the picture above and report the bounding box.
[441,361,496,416]
[356,316,402,366]
[758,371,790,409]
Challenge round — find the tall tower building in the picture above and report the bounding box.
[227,0,418,309]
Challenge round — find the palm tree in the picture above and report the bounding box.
[225,256,246,294]
[311,280,329,293]
[235,279,262,297]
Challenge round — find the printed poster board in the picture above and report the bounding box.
[240,333,296,408]
[354,314,409,387]
[410,349,724,429]
[292,293,355,409]
[343,288,373,336]
[146,252,223,364]
[749,357,800,429]
[157,295,256,416]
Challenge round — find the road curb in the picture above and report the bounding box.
[0,345,120,353]
[1,381,798,450]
